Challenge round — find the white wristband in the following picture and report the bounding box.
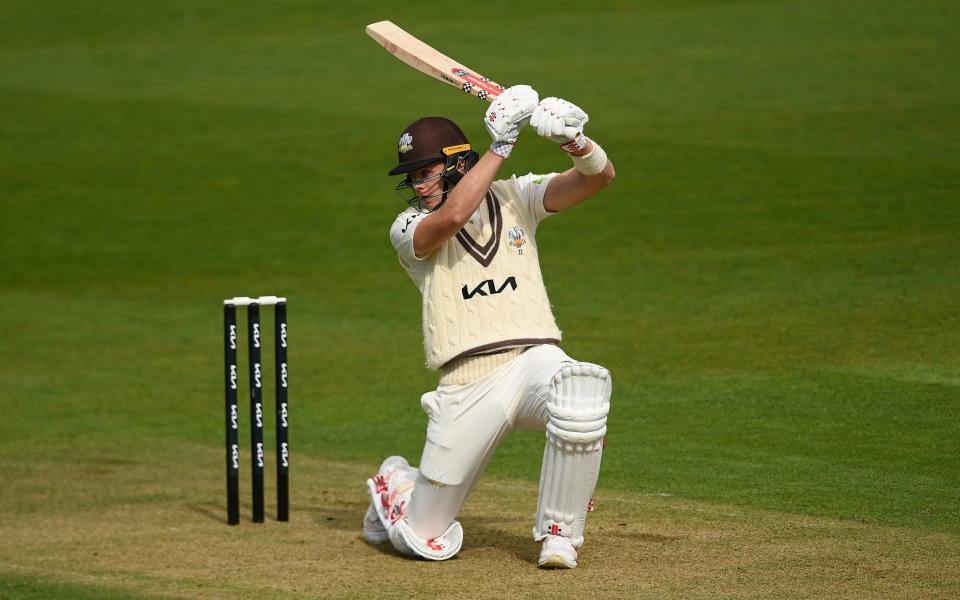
[570,140,608,175]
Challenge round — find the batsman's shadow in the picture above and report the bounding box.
[460,515,537,565]
[310,499,438,560]
[310,495,536,564]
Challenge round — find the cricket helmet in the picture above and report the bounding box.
[389,116,479,212]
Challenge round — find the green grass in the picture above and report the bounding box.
[0,4,958,592]
[0,573,157,600]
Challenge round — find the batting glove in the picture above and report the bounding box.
[484,84,539,158]
[530,97,589,152]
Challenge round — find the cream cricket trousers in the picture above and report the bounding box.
[406,344,574,539]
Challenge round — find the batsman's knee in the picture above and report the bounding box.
[546,362,611,448]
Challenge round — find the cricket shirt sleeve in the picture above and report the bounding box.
[389,210,427,270]
[509,172,558,225]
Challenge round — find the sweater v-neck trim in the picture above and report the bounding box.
[455,190,502,267]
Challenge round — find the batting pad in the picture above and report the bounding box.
[534,362,611,548]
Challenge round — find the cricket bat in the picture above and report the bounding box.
[365,20,506,102]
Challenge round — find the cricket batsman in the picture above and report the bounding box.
[363,85,616,569]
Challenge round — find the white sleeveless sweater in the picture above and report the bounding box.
[420,178,561,369]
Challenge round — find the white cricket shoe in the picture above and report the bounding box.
[363,502,389,544]
[363,456,413,544]
[538,535,578,569]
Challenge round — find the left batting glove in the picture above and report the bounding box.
[485,84,539,158]
[530,97,589,152]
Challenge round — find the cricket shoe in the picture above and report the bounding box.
[365,456,416,538]
[363,502,389,544]
[538,535,578,569]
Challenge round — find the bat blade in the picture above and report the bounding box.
[365,20,506,102]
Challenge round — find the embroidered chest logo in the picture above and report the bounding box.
[398,132,414,154]
[507,227,526,255]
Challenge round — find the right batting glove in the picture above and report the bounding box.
[530,97,589,153]
[484,84,539,158]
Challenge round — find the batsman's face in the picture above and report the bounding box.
[410,162,445,210]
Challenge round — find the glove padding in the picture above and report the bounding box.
[484,84,539,158]
[531,97,589,150]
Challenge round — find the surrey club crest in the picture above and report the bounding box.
[398,132,414,154]
[507,227,526,255]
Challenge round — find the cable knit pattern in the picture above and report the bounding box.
[420,180,562,370]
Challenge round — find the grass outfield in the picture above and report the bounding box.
[1,0,958,597]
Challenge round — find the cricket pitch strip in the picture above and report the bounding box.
[0,446,956,599]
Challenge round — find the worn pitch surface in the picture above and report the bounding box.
[1,450,958,599]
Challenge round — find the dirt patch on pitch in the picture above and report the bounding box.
[0,447,957,599]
